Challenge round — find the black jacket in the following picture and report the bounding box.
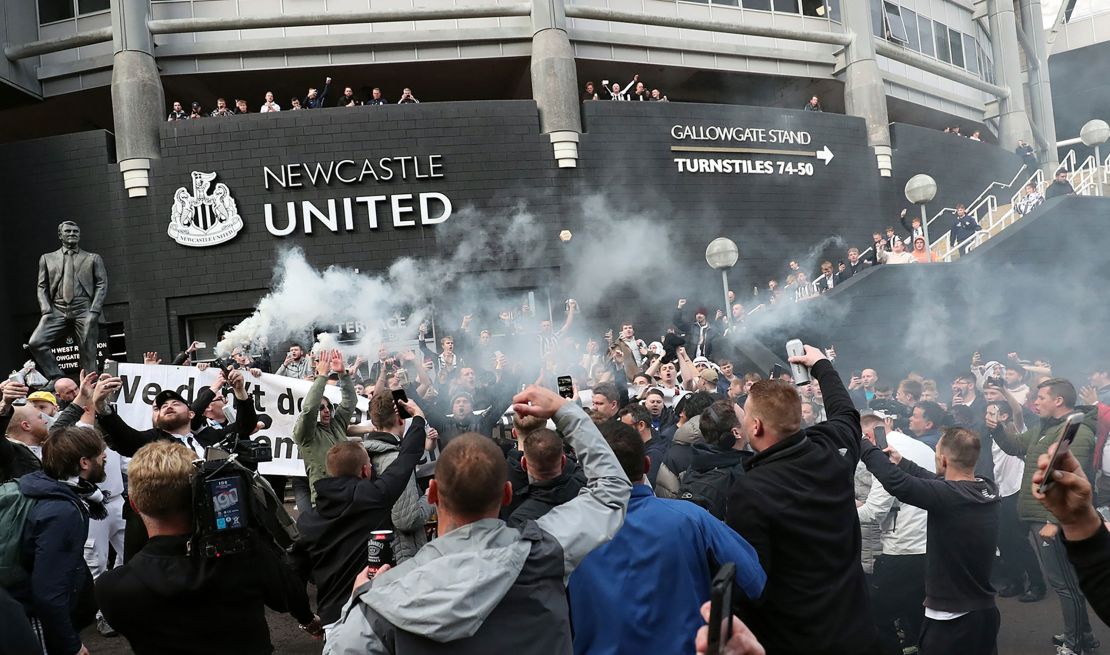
[862,446,999,613]
[289,417,427,625]
[505,463,586,528]
[672,309,718,359]
[96,533,313,655]
[727,359,878,655]
[0,411,42,482]
[644,435,669,485]
[1064,524,1110,629]
[96,394,258,457]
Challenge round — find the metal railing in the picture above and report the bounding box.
[929,148,1104,262]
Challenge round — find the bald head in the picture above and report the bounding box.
[6,404,49,444]
[433,433,508,521]
[53,378,78,404]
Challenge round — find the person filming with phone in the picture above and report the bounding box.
[1033,441,1110,629]
[861,427,1000,654]
[290,393,427,628]
[988,377,1099,653]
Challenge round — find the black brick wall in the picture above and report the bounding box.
[0,101,1027,372]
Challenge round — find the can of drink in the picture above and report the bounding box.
[366,530,395,578]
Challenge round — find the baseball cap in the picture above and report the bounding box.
[27,391,57,407]
[154,389,189,409]
[698,368,719,384]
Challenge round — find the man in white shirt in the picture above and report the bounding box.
[260,91,281,113]
[858,413,934,655]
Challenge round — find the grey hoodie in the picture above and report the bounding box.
[362,435,431,563]
[655,416,703,499]
[324,402,630,654]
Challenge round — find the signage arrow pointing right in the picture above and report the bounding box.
[816,146,835,165]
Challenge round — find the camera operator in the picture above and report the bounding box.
[96,441,321,654]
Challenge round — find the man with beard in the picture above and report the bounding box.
[674,299,718,360]
[9,427,108,655]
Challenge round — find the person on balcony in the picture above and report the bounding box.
[1015,183,1045,216]
[1045,170,1076,199]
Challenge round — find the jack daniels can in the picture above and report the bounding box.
[367,530,395,579]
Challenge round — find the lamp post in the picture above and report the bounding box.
[1080,119,1110,194]
[705,237,739,323]
[905,174,938,255]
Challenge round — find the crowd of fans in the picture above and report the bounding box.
[167,76,421,121]
[582,74,669,102]
[4,289,1110,655]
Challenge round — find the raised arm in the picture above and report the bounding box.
[357,411,426,506]
[292,374,329,446]
[516,387,631,580]
[703,515,767,601]
[861,446,954,512]
[227,370,258,437]
[792,346,862,458]
[989,422,1033,458]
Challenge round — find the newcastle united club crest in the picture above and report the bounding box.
[168,171,244,247]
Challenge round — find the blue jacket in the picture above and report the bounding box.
[568,484,765,655]
[915,428,941,449]
[13,471,90,655]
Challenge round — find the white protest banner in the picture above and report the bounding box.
[115,363,369,476]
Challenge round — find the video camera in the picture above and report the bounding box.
[189,445,297,559]
[216,431,272,469]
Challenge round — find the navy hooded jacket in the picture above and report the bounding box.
[13,471,90,655]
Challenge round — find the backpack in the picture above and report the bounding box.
[0,480,36,588]
[676,466,738,520]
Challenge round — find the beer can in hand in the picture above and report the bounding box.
[366,530,395,578]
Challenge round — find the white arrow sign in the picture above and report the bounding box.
[816,146,834,165]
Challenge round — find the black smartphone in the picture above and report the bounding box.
[873,425,888,450]
[707,562,736,655]
[1038,412,1085,494]
[392,388,411,420]
[557,375,574,399]
[769,363,788,380]
[851,370,862,380]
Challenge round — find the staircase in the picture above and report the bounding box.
[928,148,1110,262]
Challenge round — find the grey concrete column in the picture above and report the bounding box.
[1019,0,1059,169]
[110,0,163,197]
[530,0,581,168]
[839,0,892,176]
[987,0,1034,161]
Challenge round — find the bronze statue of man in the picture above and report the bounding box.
[27,221,108,379]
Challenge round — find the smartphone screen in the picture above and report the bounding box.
[873,425,888,450]
[392,388,411,420]
[557,375,574,399]
[707,562,736,655]
[104,359,119,377]
[1038,412,1085,494]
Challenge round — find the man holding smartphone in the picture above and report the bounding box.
[989,378,1098,654]
[861,428,1000,655]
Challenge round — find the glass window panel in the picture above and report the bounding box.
[935,20,950,62]
[963,34,979,74]
[801,0,825,16]
[902,8,920,50]
[773,0,799,12]
[38,0,75,23]
[828,0,841,22]
[743,0,772,9]
[919,16,935,56]
[883,2,909,42]
[77,0,109,13]
[949,28,964,67]
[871,0,884,38]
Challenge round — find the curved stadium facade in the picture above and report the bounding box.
[0,0,1108,373]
